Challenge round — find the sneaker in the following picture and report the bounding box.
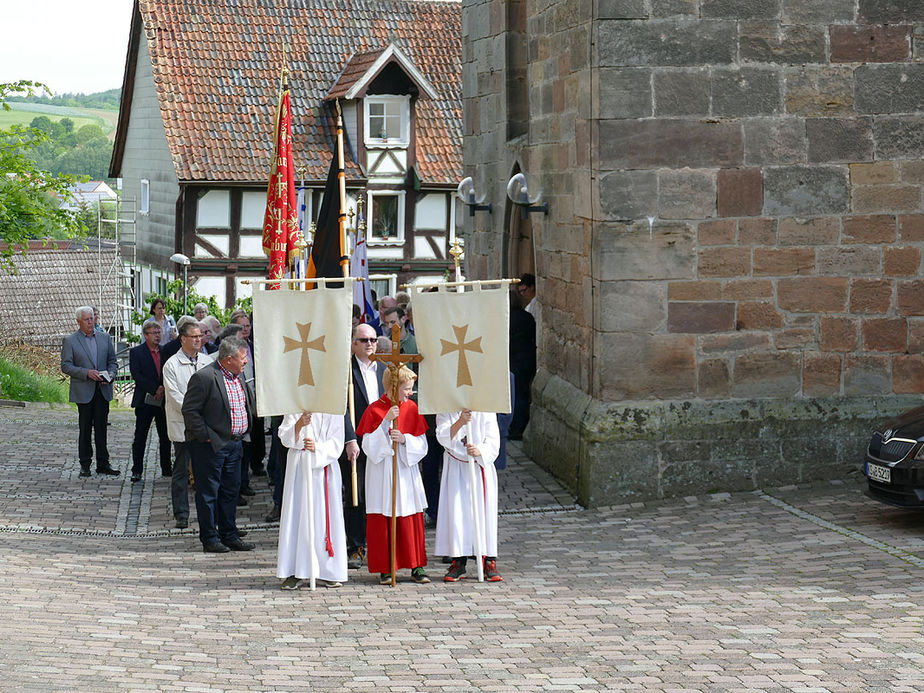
[443,559,467,582]
[483,559,503,582]
[281,576,301,590]
[348,547,365,570]
[322,580,342,588]
[379,572,392,585]
[411,567,430,584]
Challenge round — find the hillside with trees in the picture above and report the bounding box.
[6,88,120,111]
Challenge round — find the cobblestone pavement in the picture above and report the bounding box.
[2,404,924,691]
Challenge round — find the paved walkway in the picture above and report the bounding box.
[2,404,924,691]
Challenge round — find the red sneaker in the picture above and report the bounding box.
[483,559,503,582]
[443,559,467,582]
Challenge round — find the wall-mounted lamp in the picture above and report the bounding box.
[170,252,191,315]
[456,177,492,217]
[506,172,548,220]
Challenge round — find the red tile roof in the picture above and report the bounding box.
[119,0,461,185]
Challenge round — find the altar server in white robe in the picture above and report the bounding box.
[276,411,347,589]
[435,409,503,582]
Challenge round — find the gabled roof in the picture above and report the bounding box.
[327,43,439,101]
[111,0,462,185]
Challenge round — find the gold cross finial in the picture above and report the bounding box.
[440,324,482,387]
[282,322,326,386]
[449,239,464,267]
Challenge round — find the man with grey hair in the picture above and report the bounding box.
[182,336,256,552]
[193,302,209,321]
[62,306,119,477]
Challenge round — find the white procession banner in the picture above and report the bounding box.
[412,284,511,414]
[252,285,352,417]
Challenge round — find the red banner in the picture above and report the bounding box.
[262,90,300,287]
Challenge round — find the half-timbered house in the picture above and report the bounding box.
[110,0,462,308]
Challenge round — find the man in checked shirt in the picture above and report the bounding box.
[182,336,257,553]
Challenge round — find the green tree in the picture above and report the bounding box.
[0,80,86,272]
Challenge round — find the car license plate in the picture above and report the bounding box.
[868,462,891,484]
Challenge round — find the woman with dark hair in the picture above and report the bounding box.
[149,298,178,346]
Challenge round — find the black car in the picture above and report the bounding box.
[865,404,924,508]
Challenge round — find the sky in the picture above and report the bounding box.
[1,1,134,95]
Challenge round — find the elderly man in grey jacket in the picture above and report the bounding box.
[61,305,120,477]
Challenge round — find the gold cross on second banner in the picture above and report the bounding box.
[440,324,483,387]
[283,322,326,386]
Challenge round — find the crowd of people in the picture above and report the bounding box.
[61,276,537,589]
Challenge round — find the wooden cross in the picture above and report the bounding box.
[370,323,423,403]
[282,321,326,386]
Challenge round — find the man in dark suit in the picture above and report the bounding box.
[129,321,172,482]
[340,323,386,568]
[182,336,256,553]
[61,306,120,477]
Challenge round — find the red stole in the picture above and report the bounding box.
[356,395,428,437]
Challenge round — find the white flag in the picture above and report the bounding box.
[412,284,511,414]
[252,285,352,417]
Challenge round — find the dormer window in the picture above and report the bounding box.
[364,96,410,147]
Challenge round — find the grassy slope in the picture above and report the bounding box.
[0,102,118,139]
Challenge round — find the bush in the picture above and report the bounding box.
[0,356,69,403]
[131,279,253,333]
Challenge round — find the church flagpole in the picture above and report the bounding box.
[449,240,485,582]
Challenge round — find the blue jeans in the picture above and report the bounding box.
[189,440,242,546]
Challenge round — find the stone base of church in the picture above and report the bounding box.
[524,369,920,508]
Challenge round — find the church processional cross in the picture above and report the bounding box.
[441,324,482,387]
[283,322,326,386]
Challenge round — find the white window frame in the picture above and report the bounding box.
[370,273,397,301]
[367,189,406,245]
[139,179,150,215]
[364,95,410,148]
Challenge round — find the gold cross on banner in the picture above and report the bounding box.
[282,322,326,386]
[441,324,482,387]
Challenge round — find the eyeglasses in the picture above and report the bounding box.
[355,337,377,343]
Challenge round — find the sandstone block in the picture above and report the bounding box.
[863,317,908,352]
[831,24,912,63]
[817,246,880,276]
[743,118,806,165]
[897,280,924,315]
[851,279,893,314]
[668,301,736,333]
[598,281,666,332]
[782,0,855,23]
[650,0,698,16]
[653,69,710,116]
[859,0,924,23]
[884,246,922,276]
[738,218,777,245]
[901,160,924,184]
[598,0,648,18]
[739,21,826,64]
[698,247,751,277]
[599,19,737,66]
[700,332,772,352]
[596,333,696,399]
[806,118,873,163]
[785,66,854,116]
[874,116,924,158]
[893,355,924,393]
[712,67,783,116]
[852,185,922,214]
[778,217,840,245]
[779,277,849,312]
[850,161,899,184]
[732,352,801,397]
[599,170,658,221]
[753,247,815,275]
[820,316,860,352]
[775,328,815,349]
[596,222,696,281]
[717,168,763,217]
[842,214,896,243]
[854,63,924,113]
[658,169,717,219]
[698,219,736,245]
[698,358,730,397]
[908,317,924,352]
[763,166,849,216]
[737,301,784,329]
[723,279,773,299]
[845,354,892,395]
[600,119,743,169]
[900,214,924,241]
[701,0,780,18]
[598,68,652,118]
[803,353,842,396]
[668,280,723,300]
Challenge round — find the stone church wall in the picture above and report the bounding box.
[463,0,924,505]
